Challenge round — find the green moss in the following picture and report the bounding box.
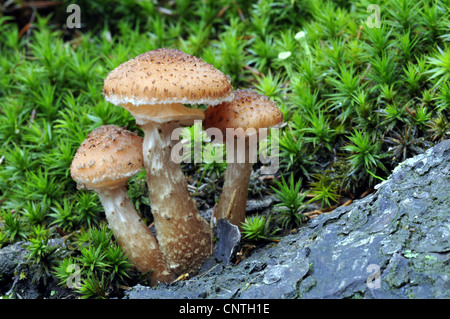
[411,254,445,274]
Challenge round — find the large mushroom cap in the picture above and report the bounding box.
[70,125,143,190]
[204,89,283,138]
[103,48,234,124]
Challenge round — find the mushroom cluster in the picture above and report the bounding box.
[102,48,234,277]
[70,125,175,285]
[70,48,283,285]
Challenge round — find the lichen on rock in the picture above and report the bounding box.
[124,140,450,299]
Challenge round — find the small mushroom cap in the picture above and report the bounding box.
[70,125,144,190]
[103,48,234,124]
[203,89,283,139]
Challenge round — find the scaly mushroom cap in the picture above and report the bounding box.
[70,125,143,190]
[102,48,234,124]
[204,89,283,138]
[203,90,283,227]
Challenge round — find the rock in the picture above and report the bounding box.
[213,218,241,264]
[245,196,276,212]
[0,239,75,298]
[125,139,450,299]
[0,241,28,282]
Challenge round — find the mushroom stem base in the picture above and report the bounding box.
[215,162,253,227]
[142,121,212,276]
[97,187,175,284]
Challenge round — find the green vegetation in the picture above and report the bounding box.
[0,0,448,298]
[51,224,133,298]
[241,214,279,242]
[271,173,309,229]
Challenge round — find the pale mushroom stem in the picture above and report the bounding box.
[215,142,252,228]
[141,120,212,276]
[96,186,175,284]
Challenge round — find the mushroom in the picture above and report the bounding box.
[70,125,175,284]
[203,89,283,227]
[102,48,234,275]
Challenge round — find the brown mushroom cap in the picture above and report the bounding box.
[103,48,234,124]
[70,125,143,190]
[203,89,283,138]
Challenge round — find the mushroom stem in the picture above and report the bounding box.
[215,142,253,228]
[96,186,175,284]
[141,120,212,276]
